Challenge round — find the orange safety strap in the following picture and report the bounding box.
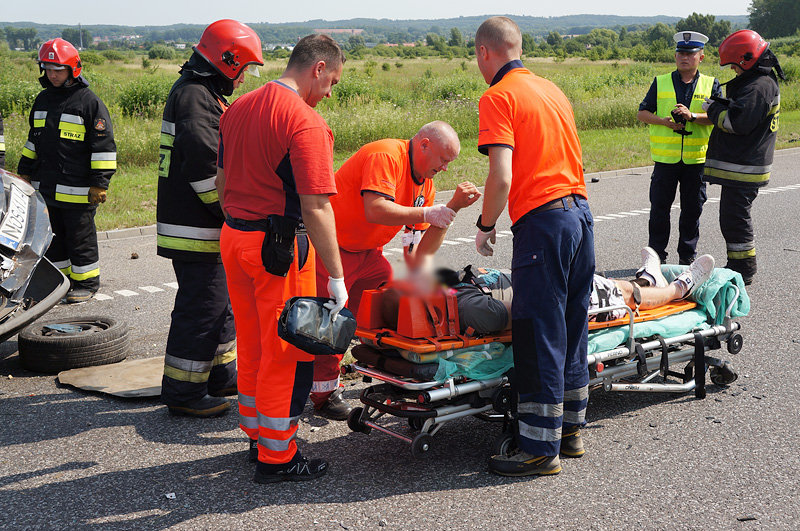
[423,298,446,337]
[445,293,458,337]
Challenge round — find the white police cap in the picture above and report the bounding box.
[674,31,709,52]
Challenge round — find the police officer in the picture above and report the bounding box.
[703,30,783,285]
[636,31,721,265]
[473,17,594,477]
[18,38,116,303]
[157,20,264,418]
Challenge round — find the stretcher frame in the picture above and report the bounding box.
[344,286,743,457]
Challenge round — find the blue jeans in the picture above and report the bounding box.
[510,195,595,456]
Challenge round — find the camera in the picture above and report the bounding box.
[670,109,686,125]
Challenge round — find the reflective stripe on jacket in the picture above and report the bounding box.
[649,73,714,164]
[16,75,116,208]
[156,75,227,263]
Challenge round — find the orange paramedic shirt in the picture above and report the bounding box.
[478,66,586,224]
[218,81,336,221]
[331,139,435,252]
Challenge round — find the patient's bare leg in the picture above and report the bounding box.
[615,281,682,310]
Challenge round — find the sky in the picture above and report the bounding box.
[0,0,752,26]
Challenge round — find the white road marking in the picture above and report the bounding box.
[139,286,164,293]
[441,240,460,245]
[114,290,138,297]
[457,238,474,243]
[164,282,178,289]
[94,293,113,301]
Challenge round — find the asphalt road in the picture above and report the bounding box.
[1,148,799,530]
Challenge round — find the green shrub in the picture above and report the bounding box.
[382,62,391,71]
[101,49,127,62]
[80,50,106,65]
[148,45,175,60]
[118,76,173,118]
[0,81,40,116]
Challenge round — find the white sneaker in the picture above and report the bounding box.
[635,247,668,288]
[675,254,715,299]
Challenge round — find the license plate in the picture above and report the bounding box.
[0,185,30,251]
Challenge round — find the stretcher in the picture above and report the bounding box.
[342,267,748,457]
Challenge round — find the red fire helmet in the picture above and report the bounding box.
[718,29,769,71]
[38,38,82,78]
[193,19,264,80]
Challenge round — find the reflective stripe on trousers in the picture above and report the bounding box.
[222,223,317,464]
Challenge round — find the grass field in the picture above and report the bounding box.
[1,51,797,231]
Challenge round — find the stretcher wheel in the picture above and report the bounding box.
[408,416,424,431]
[411,433,433,458]
[726,334,743,355]
[347,407,371,434]
[491,387,512,413]
[710,361,738,386]
[491,432,516,457]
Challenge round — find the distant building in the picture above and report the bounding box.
[175,43,186,49]
[313,28,364,35]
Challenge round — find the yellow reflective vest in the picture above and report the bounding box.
[649,73,714,164]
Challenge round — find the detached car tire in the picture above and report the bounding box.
[18,315,130,373]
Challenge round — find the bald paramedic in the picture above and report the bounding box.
[312,121,480,419]
[472,16,594,477]
[636,31,721,265]
[217,34,347,484]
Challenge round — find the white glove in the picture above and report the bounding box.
[323,276,348,320]
[475,228,496,257]
[701,98,712,112]
[422,204,456,228]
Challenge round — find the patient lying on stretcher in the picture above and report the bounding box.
[385,248,715,335]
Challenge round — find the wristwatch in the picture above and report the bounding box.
[689,113,697,122]
[476,214,495,232]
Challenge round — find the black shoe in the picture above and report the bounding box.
[248,439,258,463]
[65,288,97,304]
[166,395,230,418]
[253,455,329,483]
[314,388,352,421]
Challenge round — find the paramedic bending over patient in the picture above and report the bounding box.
[452,249,716,335]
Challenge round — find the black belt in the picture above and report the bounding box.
[225,216,307,234]
[514,194,582,226]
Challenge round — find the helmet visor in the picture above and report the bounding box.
[246,63,260,78]
[40,62,67,70]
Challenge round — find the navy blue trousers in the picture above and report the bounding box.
[648,161,707,264]
[510,196,595,456]
[161,260,237,405]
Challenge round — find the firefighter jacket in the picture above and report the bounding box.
[17,75,116,208]
[704,68,780,189]
[157,54,233,263]
[0,112,5,169]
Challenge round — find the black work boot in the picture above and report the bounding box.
[253,454,329,483]
[560,427,585,458]
[488,450,562,477]
[725,257,756,286]
[314,387,352,421]
[166,395,230,418]
[65,287,97,304]
[248,439,258,463]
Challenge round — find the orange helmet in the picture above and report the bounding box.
[38,38,82,78]
[718,29,769,71]
[193,19,264,80]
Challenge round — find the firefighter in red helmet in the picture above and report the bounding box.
[702,29,784,285]
[157,20,264,417]
[18,38,116,303]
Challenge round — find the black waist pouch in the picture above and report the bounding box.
[261,215,299,277]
